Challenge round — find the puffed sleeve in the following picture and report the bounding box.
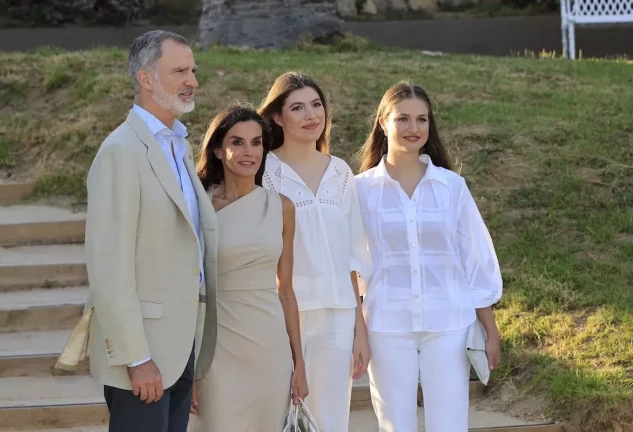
[343,167,372,293]
[456,179,502,308]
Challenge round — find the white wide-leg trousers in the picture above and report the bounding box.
[368,327,471,432]
[299,308,356,432]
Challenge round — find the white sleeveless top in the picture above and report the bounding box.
[263,153,372,311]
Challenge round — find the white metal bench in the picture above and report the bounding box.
[561,0,633,59]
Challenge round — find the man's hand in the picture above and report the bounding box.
[127,360,163,403]
[190,381,199,414]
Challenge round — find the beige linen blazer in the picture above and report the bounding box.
[75,109,218,390]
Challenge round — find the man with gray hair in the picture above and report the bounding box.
[82,30,218,431]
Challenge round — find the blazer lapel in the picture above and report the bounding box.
[183,143,216,234]
[126,110,195,235]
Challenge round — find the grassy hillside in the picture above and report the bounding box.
[1,37,632,430]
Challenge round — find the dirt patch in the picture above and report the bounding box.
[476,383,553,424]
[434,93,462,107]
[570,399,633,432]
[1,170,31,183]
[578,167,604,184]
[501,208,547,220]
[453,124,493,139]
[472,148,537,202]
[615,233,633,244]
[573,249,618,264]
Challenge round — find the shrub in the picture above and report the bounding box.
[3,0,151,26]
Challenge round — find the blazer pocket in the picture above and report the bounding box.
[139,301,163,319]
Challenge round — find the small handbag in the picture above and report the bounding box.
[466,318,490,386]
[282,398,319,432]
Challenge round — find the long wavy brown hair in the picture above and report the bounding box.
[356,81,453,173]
[258,71,331,154]
[196,104,272,189]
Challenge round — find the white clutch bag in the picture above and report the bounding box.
[282,398,319,432]
[466,318,490,386]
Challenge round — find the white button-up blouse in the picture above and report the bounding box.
[355,154,502,333]
[263,153,372,311]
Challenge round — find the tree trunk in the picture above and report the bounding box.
[198,0,343,49]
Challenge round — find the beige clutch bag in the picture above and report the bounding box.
[55,304,94,371]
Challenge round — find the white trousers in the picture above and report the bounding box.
[368,327,471,432]
[299,308,356,432]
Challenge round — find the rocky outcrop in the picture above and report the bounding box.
[337,0,358,17]
[199,0,342,49]
[409,0,439,12]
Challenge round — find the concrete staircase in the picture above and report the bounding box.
[0,180,563,432]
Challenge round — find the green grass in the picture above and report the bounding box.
[0,138,15,168]
[1,36,632,430]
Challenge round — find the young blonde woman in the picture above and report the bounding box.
[258,72,372,432]
[355,81,503,432]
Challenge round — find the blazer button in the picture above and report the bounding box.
[191,300,198,306]
[193,268,200,275]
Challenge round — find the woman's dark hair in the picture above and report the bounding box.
[258,71,331,154]
[356,80,454,173]
[197,104,272,189]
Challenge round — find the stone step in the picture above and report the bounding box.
[351,374,486,410]
[0,245,87,291]
[0,375,560,431]
[0,205,86,247]
[347,406,563,431]
[0,330,88,378]
[0,286,87,333]
[0,182,36,206]
[0,376,107,429]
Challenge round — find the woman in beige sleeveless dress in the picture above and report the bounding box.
[189,105,309,432]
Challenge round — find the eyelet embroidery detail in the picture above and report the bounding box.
[334,166,349,194]
[263,170,276,191]
[295,199,313,208]
[318,198,342,208]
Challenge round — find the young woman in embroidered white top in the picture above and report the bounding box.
[354,81,502,432]
[258,72,372,432]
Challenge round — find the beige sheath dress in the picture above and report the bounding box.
[192,186,293,432]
